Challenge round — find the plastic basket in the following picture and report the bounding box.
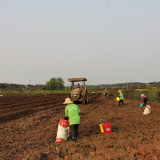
[116,97,120,101]
[140,103,144,107]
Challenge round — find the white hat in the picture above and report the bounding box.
[141,94,144,97]
[63,98,74,104]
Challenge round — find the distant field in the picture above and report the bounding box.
[1,88,160,102]
[0,89,71,95]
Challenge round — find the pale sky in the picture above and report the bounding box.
[0,0,160,86]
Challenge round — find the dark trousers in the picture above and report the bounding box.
[105,93,107,98]
[119,100,124,106]
[144,98,148,106]
[69,124,79,140]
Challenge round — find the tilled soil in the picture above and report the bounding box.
[0,93,160,160]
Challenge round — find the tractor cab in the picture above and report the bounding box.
[68,78,89,104]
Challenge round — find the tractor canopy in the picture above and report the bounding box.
[68,78,87,82]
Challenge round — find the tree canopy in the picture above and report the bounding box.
[44,77,65,90]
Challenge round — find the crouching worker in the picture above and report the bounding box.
[63,98,80,142]
[141,94,148,106]
[118,90,124,106]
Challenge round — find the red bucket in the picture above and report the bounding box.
[102,123,112,134]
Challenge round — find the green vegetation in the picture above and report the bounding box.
[43,77,65,90]
[123,89,160,102]
[89,88,160,103]
[140,136,144,141]
[0,83,43,89]
[0,88,71,96]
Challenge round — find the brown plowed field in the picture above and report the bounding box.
[0,93,160,160]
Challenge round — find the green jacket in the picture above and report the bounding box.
[119,92,124,100]
[65,103,80,125]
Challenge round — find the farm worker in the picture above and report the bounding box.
[63,98,80,142]
[77,83,80,88]
[118,90,124,106]
[104,89,107,99]
[141,94,148,106]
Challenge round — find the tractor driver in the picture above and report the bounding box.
[77,83,81,88]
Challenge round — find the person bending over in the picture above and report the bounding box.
[141,94,148,106]
[63,98,80,142]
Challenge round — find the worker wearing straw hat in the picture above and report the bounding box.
[63,98,80,142]
[118,90,124,106]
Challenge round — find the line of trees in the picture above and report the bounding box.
[0,77,65,90]
[0,83,29,89]
[1,79,160,90]
[0,83,44,90]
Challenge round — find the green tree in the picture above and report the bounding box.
[44,77,65,90]
[0,84,7,88]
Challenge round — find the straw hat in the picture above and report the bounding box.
[118,90,121,93]
[63,98,74,104]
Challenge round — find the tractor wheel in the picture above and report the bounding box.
[85,96,89,104]
[82,97,86,105]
